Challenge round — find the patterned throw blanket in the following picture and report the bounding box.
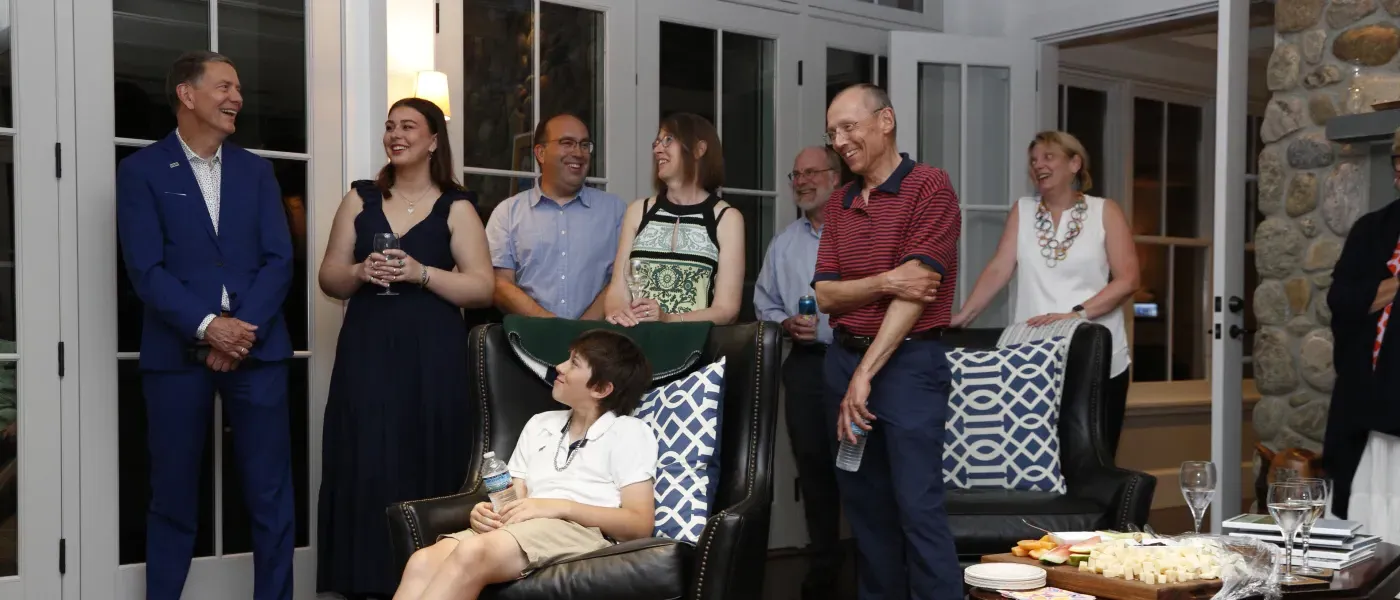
[995,318,1088,348]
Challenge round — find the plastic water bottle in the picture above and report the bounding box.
[835,420,870,472]
[798,294,818,318]
[482,451,518,512]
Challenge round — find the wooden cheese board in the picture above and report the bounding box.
[981,553,1223,600]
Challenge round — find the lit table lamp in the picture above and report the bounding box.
[414,70,450,121]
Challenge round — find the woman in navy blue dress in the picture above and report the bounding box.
[316,97,495,599]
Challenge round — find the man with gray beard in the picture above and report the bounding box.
[753,146,842,600]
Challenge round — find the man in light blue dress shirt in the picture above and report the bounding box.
[486,114,628,319]
[753,146,842,600]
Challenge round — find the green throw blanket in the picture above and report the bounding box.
[502,315,712,381]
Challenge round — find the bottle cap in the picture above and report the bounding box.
[484,451,496,459]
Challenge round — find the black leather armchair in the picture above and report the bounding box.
[940,323,1156,560]
[386,322,781,600]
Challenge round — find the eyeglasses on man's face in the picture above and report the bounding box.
[543,138,594,154]
[788,168,834,182]
[823,107,887,146]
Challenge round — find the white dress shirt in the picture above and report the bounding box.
[176,131,230,340]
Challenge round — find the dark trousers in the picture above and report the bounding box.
[783,344,843,596]
[144,361,295,600]
[824,340,960,600]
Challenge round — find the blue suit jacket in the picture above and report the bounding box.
[116,132,294,371]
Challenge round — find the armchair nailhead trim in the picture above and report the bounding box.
[694,322,767,599]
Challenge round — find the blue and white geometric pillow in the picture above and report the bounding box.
[942,338,1069,494]
[632,357,726,543]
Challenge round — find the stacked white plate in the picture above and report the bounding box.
[964,562,1048,591]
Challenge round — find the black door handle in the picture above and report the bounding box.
[1229,325,1253,339]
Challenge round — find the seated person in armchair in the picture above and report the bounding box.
[394,329,659,600]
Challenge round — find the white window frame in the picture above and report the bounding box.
[0,0,66,594]
[70,0,341,596]
[1120,82,1216,387]
[803,0,942,31]
[637,0,798,240]
[803,15,888,150]
[438,0,639,204]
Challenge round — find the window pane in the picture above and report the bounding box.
[119,359,216,563]
[464,173,536,224]
[1133,243,1168,382]
[722,33,774,191]
[222,358,310,552]
[0,360,16,576]
[114,0,209,141]
[218,0,307,153]
[1132,98,1164,236]
[1165,103,1202,238]
[723,193,774,323]
[1171,246,1208,380]
[966,66,1009,206]
[0,0,12,129]
[114,148,310,353]
[540,3,605,178]
[1064,87,1107,194]
[659,22,717,125]
[963,210,1011,328]
[826,48,875,108]
[462,0,532,171]
[917,63,960,193]
[0,138,13,341]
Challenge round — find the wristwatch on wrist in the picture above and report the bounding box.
[1072,304,1088,320]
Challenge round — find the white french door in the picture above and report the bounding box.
[887,32,1041,328]
[0,0,67,596]
[67,0,341,597]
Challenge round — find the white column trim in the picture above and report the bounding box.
[344,0,387,184]
[1209,0,1247,534]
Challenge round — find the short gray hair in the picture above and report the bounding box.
[166,51,236,113]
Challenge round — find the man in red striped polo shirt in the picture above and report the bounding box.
[813,83,961,599]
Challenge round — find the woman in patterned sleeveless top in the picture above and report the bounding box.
[604,113,745,326]
[1324,126,1400,540]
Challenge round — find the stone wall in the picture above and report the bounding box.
[1253,0,1400,453]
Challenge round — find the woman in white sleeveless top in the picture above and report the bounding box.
[952,131,1139,453]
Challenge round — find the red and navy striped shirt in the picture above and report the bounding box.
[813,154,960,336]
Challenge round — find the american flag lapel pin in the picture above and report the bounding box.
[169,162,179,168]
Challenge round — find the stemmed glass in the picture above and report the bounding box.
[1268,481,1314,584]
[373,233,400,296]
[625,258,649,302]
[1180,461,1218,534]
[1288,477,1332,576]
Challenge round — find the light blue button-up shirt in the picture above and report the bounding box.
[486,185,628,319]
[753,215,832,345]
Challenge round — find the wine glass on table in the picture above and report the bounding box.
[373,233,400,296]
[1287,477,1331,576]
[1268,481,1314,584]
[1180,461,1218,534]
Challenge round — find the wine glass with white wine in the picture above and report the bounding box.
[1179,461,1217,534]
[1288,477,1331,576]
[1268,481,1314,584]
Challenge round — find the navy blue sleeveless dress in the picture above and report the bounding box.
[317,181,475,597]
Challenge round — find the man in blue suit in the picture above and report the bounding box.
[116,50,295,600]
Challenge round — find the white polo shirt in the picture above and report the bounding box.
[507,410,658,509]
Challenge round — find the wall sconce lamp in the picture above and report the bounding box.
[414,70,451,121]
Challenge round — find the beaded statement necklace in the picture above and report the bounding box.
[1034,197,1088,268]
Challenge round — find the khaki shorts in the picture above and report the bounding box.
[440,518,613,573]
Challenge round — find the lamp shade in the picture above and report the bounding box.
[414,70,451,120]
